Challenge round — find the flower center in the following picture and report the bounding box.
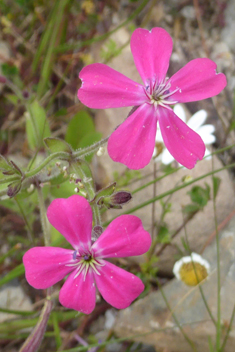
[145,78,179,109]
[66,250,104,280]
[179,262,209,286]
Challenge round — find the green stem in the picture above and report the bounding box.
[73,137,109,158]
[0,137,109,187]
[37,187,50,246]
[212,157,221,351]
[14,197,34,243]
[26,102,41,148]
[156,278,197,352]
[71,161,102,227]
[182,213,217,327]
[220,304,235,352]
[25,151,71,178]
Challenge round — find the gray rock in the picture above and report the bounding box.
[114,215,235,352]
[95,28,235,275]
[0,279,32,323]
[222,0,235,52]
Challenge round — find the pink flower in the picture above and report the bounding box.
[23,195,151,314]
[78,27,227,170]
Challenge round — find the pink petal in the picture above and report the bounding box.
[157,107,205,169]
[47,195,92,251]
[78,63,146,108]
[107,103,157,169]
[23,247,74,289]
[95,261,144,309]
[169,58,227,103]
[131,27,173,85]
[59,270,96,314]
[92,215,151,258]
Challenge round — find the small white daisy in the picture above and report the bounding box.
[173,252,210,286]
[153,104,216,165]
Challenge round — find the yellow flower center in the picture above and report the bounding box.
[179,262,208,286]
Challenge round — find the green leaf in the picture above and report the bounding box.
[1,63,19,77]
[95,182,116,200]
[65,111,95,149]
[0,155,12,171]
[5,94,19,105]
[51,180,77,198]
[78,132,102,162]
[26,100,51,150]
[183,203,200,214]
[50,225,64,243]
[157,225,171,244]
[44,137,72,154]
[187,184,210,208]
[212,176,221,199]
[54,107,67,117]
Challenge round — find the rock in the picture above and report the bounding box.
[94,28,235,275]
[113,215,235,352]
[180,6,196,20]
[0,279,32,323]
[221,0,235,52]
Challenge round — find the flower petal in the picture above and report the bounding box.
[95,261,144,309]
[198,125,216,144]
[107,103,157,169]
[23,247,74,289]
[78,63,146,108]
[59,270,96,314]
[173,104,186,123]
[131,27,173,85]
[204,148,212,159]
[169,58,227,103]
[161,148,174,165]
[92,215,151,258]
[157,107,205,169]
[47,195,92,251]
[187,110,207,130]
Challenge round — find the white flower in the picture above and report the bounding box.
[153,104,216,165]
[173,252,210,286]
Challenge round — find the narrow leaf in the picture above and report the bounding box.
[26,101,51,150]
[0,155,12,171]
[19,299,53,352]
[212,176,221,199]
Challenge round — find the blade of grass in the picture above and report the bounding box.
[54,0,150,53]
[32,1,60,72]
[52,311,62,349]
[0,243,22,265]
[0,263,25,287]
[37,0,70,98]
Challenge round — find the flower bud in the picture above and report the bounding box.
[99,191,132,209]
[110,191,132,205]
